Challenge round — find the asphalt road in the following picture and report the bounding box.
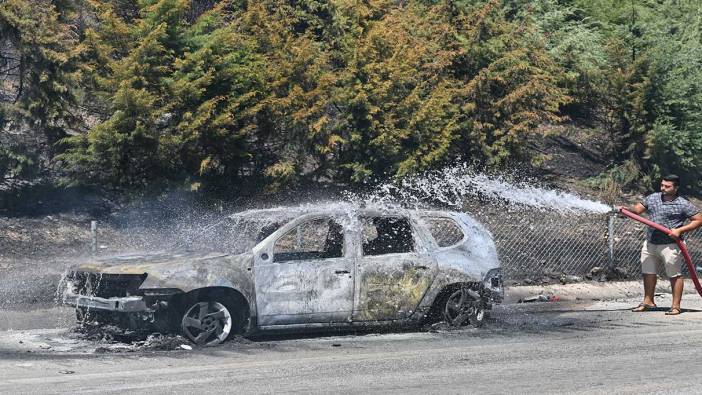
[2,293,702,394]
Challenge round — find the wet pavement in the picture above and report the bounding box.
[2,294,702,393]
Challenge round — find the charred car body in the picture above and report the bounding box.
[62,205,503,345]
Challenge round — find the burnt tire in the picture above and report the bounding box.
[180,295,242,346]
[442,288,486,328]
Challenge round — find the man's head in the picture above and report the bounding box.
[661,174,680,196]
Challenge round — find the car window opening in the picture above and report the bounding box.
[362,217,415,256]
[273,218,344,262]
[422,216,465,247]
[256,222,283,243]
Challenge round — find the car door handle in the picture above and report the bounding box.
[334,270,350,274]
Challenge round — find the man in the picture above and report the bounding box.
[621,175,702,315]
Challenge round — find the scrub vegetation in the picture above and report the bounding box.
[1,0,701,198]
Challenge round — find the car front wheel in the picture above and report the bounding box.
[181,299,235,346]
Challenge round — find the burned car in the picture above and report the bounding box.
[62,205,503,345]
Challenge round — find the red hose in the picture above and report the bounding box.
[618,207,702,297]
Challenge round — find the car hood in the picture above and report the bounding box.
[74,251,235,274]
[71,250,256,296]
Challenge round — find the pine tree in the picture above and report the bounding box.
[59,0,189,188]
[0,0,82,185]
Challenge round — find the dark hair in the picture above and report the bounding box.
[663,174,681,187]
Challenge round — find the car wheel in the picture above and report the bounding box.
[443,288,485,328]
[180,299,235,346]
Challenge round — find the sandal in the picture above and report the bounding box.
[632,303,656,312]
[665,307,682,315]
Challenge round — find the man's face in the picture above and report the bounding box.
[660,180,678,195]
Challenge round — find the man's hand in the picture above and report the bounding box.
[670,228,682,240]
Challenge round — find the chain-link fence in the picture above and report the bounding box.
[465,204,702,281]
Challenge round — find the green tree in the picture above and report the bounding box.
[60,0,189,188]
[164,5,267,188]
[451,0,569,166]
[643,1,702,192]
[57,0,571,192]
[0,0,82,160]
[0,0,85,193]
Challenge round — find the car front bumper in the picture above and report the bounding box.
[63,292,153,313]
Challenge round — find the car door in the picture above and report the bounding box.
[252,215,355,326]
[353,215,437,322]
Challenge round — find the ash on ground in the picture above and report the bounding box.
[69,325,191,352]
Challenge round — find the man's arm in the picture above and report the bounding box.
[670,213,702,239]
[618,203,647,215]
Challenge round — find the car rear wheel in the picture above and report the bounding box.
[443,288,486,328]
[181,299,235,346]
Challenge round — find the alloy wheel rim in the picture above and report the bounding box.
[181,301,232,346]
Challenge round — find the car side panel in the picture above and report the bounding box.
[353,252,437,321]
[414,213,501,314]
[352,214,437,321]
[252,214,356,326]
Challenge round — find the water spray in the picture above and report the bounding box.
[618,207,702,298]
[355,164,613,214]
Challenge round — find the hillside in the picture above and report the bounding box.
[2,0,702,199]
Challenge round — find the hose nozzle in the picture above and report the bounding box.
[611,206,625,214]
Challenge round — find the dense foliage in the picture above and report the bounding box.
[0,0,701,194]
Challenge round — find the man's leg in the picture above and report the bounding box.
[643,273,657,306]
[669,276,684,310]
[639,241,658,308]
[662,243,685,313]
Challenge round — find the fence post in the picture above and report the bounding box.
[607,214,615,271]
[91,220,97,254]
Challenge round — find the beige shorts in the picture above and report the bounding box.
[640,240,685,278]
